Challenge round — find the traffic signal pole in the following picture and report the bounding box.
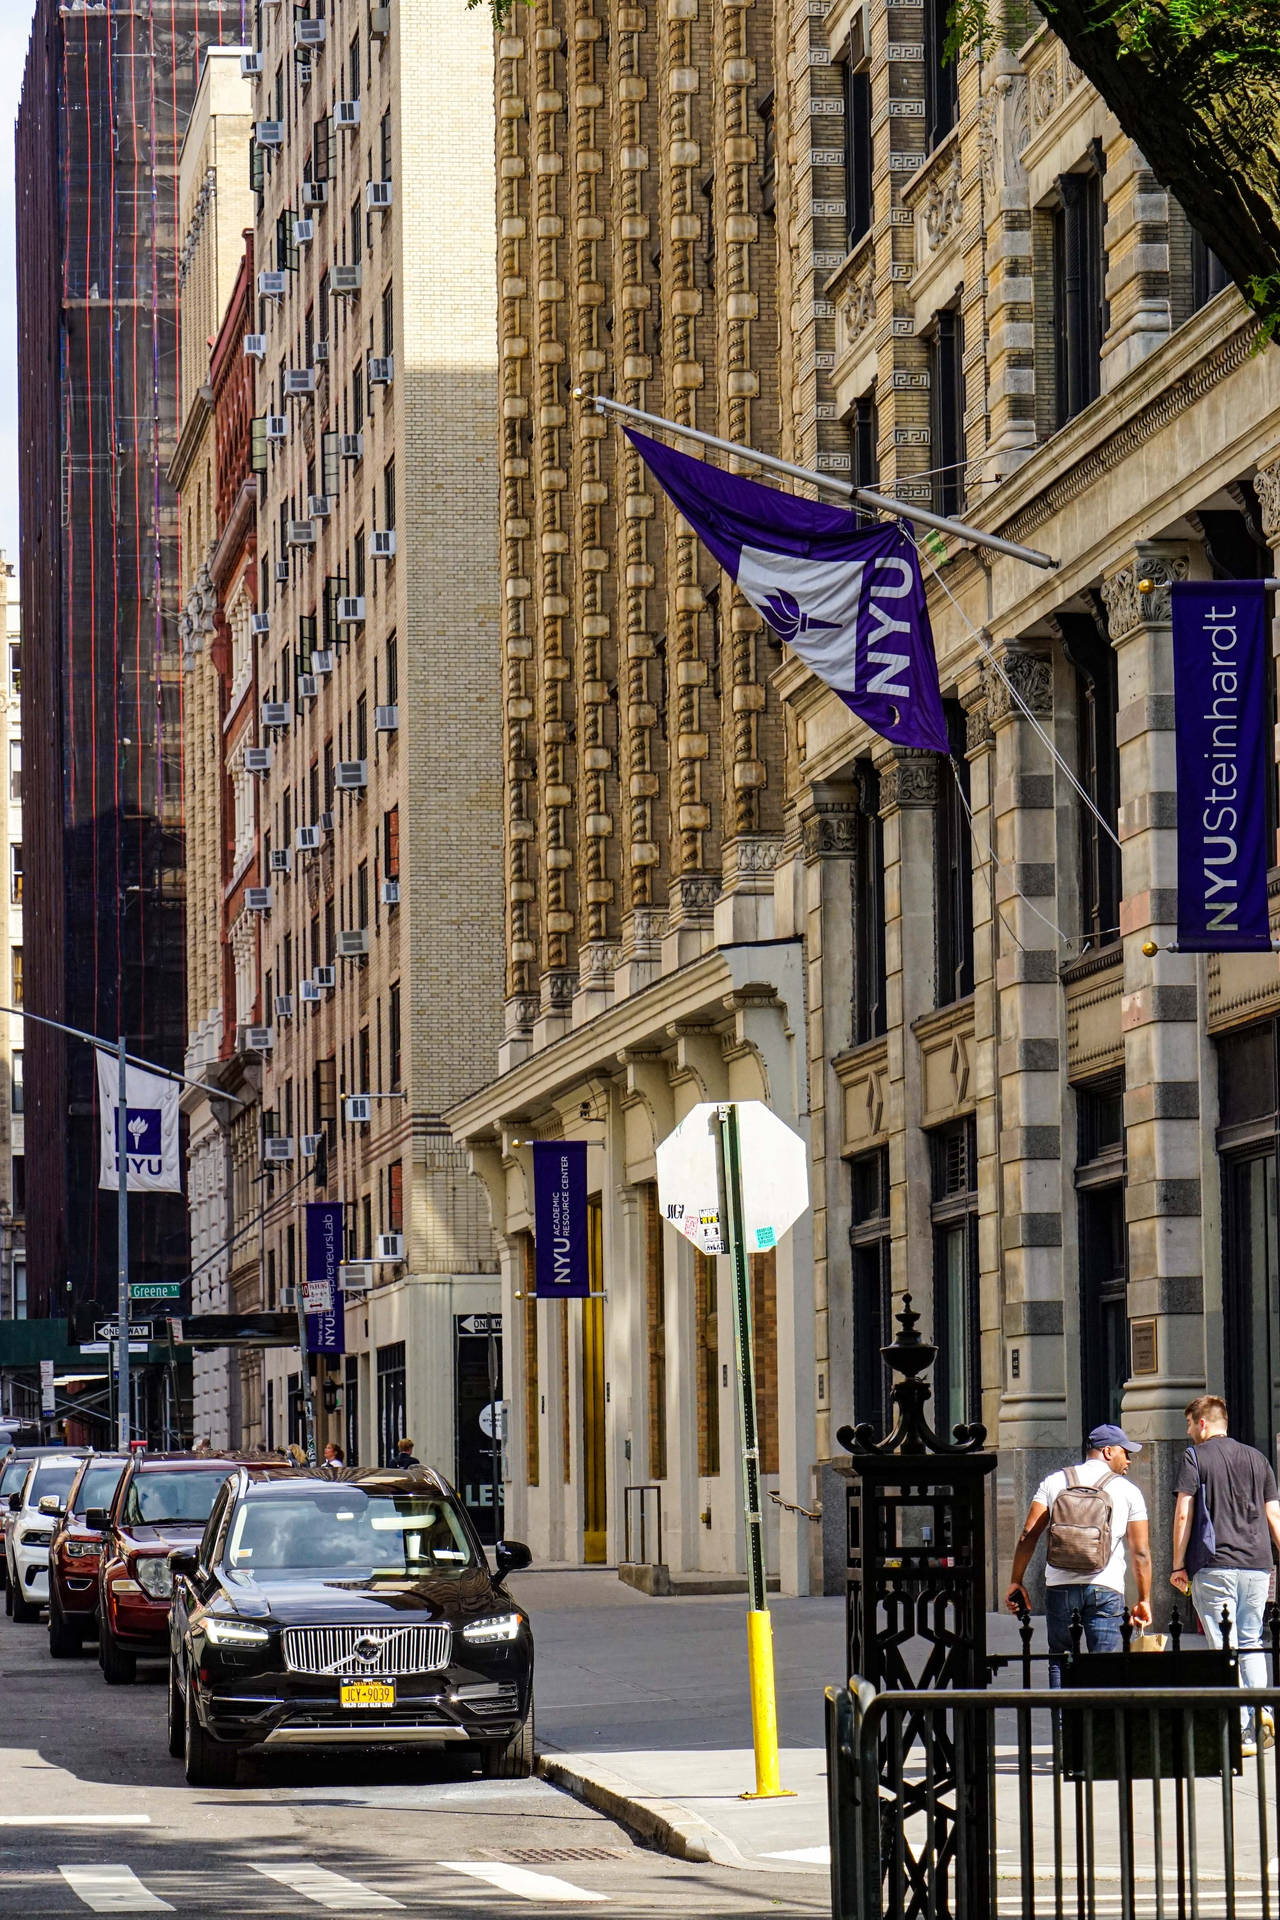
[713,1102,792,1801]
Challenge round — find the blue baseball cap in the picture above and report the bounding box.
[1088,1423,1142,1453]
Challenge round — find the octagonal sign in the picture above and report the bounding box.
[655,1102,809,1257]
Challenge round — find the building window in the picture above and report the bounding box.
[521,1234,539,1486]
[1191,229,1232,311]
[935,704,973,1005]
[288,1372,304,1449]
[757,91,776,215]
[386,631,398,704]
[388,981,401,1088]
[1051,151,1107,427]
[377,1341,406,1467]
[11,1153,24,1217]
[9,644,19,697]
[927,307,965,518]
[384,807,400,879]
[11,947,22,1007]
[924,0,958,150]
[380,107,393,180]
[641,1183,667,1480]
[383,459,396,531]
[842,62,873,251]
[1217,1021,1280,1455]
[344,1354,360,1466]
[852,760,887,1044]
[694,1249,720,1476]
[850,391,879,518]
[9,845,20,906]
[11,1050,21,1115]
[1058,610,1120,946]
[1076,1081,1127,1432]
[8,741,19,801]
[930,1117,980,1438]
[356,691,368,761]
[387,1158,403,1232]
[382,281,394,359]
[11,1257,24,1318]
[849,1147,892,1436]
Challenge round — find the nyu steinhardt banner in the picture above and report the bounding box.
[533,1141,590,1299]
[305,1200,345,1355]
[1173,580,1272,952]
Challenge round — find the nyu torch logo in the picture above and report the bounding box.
[116,1107,164,1177]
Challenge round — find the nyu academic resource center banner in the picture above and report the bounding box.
[533,1141,590,1298]
[1173,580,1272,952]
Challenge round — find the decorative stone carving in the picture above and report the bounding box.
[727,836,784,877]
[923,153,963,251]
[627,909,665,950]
[506,995,539,1032]
[1063,52,1084,91]
[880,752,940,810]
[670,873,722,919]
[986,650,1053,726]
[843,259,875,345]
[1101,551,1192,639]
[978,61,1029,203]
[577,942,622,983]
[1254,462,1280,542]
[1030,61,1059,129]
[802,808,859,859]
[544,972,576,1010]
[964,689,993,752]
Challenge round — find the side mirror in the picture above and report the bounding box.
[494,1539,532,1579]
[84,1508,108,1533]
[7,1492,20,1513]
[38,1494,64,1517]
[168,1547,199,1580]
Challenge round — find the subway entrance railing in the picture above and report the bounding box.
[826,1672,1280,1920]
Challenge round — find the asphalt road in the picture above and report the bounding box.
[0,1604,827,1918]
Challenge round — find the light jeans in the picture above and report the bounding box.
[1191,1566,1272,1728]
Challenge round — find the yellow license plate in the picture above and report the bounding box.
[339,1680,395,1709]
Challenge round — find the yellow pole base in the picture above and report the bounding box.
[741,1608,797,1799]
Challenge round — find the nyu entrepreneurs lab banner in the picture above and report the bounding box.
[305,1200,345,1356]
[1172,580,1272,952]
[533,1141,590,1298]
[95,1050,182,1193]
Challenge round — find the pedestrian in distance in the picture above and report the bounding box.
[1006,1422,1152,1687]
[395,1437,420,1469]
[323,1442,344,1466]
[1171,1393,1280,1756]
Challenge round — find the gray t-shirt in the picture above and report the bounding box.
[1175,1435,1277,1572]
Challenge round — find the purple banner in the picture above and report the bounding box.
[1173,580,1272,952]
[305,1200,345,1355]
[533,1142,590,1299]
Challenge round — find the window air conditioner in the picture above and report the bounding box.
[269,847,292,873]
[339,433,363,460]
[245,746,272,773]
[339,1263,373,1294]
[313,338,330,362]
[301,1134,321,1157]
[274,560,290,583]
[314,964,336,989]
[240,51,263,77]
[275,994,294,1019]
[255,123,284,149]
[258,269,287,297]
[246,887,273,912]
[366,180,393,212]
[302,181,329,208]
[251,612,271,635]
[331,263,362,295]
[266,414,288,440]
[345,1095,371,1124]
[308,494,331,518]
[334,100,361,130]
[337,928,369,958]
[285,370,315,399]
[264,1136,294,1163]
[297,673,319,700]
[336,598,365,625]
[374,704,398,731]
[369,8,391,39]
[293,219,315,246]
[280,1287,299,1309]
[311,649,335,674]
[375,1233,405,1263]
[296,825,320,851]
[367,356,392,387]
[371,530,395,560]
[335,759,367,789]
[244,334,267,360]
[319,810,335,832]
[287,519,316,546]
[300,979,322,1003]
[246,1025,274,1051]
[261,701,292,728]
[295,17,326,44]
[380,878,400,906]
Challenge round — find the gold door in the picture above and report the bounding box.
[582,1199,607,1563]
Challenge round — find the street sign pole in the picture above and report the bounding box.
[293,1287,317,1465]
[713,1103,792,1802]
[487,1323,501,1539]
[116,1034,131,1450]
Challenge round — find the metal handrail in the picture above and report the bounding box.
[622,1482,663,1566]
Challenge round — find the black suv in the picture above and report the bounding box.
[168,1466,534,1786]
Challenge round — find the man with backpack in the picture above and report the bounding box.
[1170,1394,1280,1755]
[1006,1423,1152,1685]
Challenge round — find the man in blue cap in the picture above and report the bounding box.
[1006,1423,1152,1685]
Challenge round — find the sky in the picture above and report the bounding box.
[0,4,32,568]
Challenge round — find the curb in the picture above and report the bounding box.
[535,1753,745,1868]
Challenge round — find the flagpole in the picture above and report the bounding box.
[577,390,1058,572]
[117,1034,131,1451]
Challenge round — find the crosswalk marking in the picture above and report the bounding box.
[250,1862,403,1910]
[763,1845,830,1864]
[58,1866,173,1914]
[438,1860,608,1903]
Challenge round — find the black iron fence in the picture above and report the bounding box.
[828,1671,1280,1919]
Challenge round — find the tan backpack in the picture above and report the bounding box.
[1045,1466,1118,1576]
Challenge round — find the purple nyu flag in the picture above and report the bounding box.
[627,429,948,753]
[1172,580,1271,952]
[305,1200,345,1356]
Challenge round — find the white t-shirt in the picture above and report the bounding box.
[1033,1459,1148,1593]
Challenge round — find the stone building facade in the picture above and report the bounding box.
[242,0,503,1482]
[0,555,23,1323]
[453,0,1280,1596]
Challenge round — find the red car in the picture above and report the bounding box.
[93,1454,250,1684]
[46,1455,128,1657]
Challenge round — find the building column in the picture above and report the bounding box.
[984,649,1071,1586]
[1102,543,1201,1573]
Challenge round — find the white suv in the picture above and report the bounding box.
[5,1452,90,1621]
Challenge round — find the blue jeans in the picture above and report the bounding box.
[1045,1583,1126,1688]
[1191,1566,1272,1729]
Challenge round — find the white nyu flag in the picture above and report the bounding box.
[96,1050,183,1193]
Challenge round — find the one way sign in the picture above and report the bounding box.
[457,1314,502,1336]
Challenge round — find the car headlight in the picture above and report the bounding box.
[19,1529,52,1548]
[462,1612,523,1644]
[204,1617,270,1646]
[134,1557,173,1599]
[65,1540,99,1559]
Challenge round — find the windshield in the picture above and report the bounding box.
[31,1460,80,1504]
[226,1490,478,1578]
[75,1463,126,1515]
[122,1469,231,1526]
[1,1459,27,1499]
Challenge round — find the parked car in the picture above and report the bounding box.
[168,1466,534,1786]
[5,1450,93,1621]
[46,1454,128,1656]
[94,1453,248,1683]
[1,1445,78,1589]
